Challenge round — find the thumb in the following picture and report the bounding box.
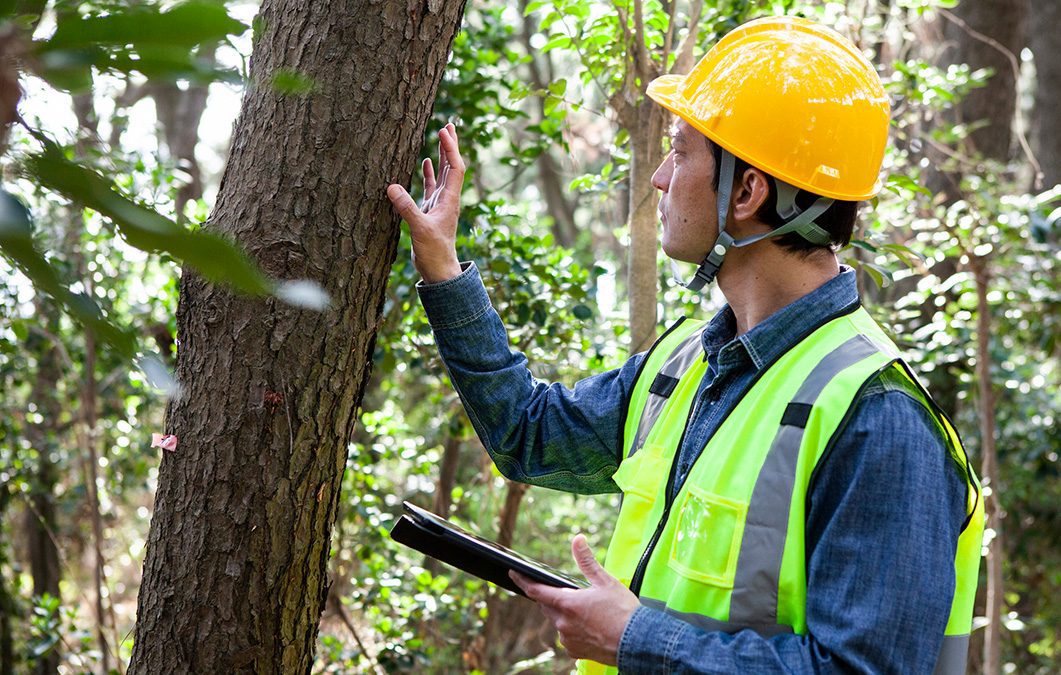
[386,184,421,223]
[572,534,609,586]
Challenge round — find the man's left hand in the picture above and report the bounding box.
[509,534,640,666]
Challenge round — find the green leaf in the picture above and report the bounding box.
[850,239,878,253]
[0,0,42,19]
[523,0,548,16]
[34,2,246,90]
[541,34,572,52]
[0,191,135,354]
[26,143,274,296]
[45,1,248,51]
[572,304,593,320]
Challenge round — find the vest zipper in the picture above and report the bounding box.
[625,299,864,597]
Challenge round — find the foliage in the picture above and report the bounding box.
[0,0,1056,673]
[0,0,326,359]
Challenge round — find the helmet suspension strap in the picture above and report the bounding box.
[684,149,736,291]
[677,152,837,292]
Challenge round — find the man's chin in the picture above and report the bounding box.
[661,245,700,265]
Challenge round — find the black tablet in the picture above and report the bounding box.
[389,501,589,597]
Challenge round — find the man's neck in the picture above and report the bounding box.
[717,245,840,336]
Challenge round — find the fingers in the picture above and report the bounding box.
[422,158,436,199]
[572,534,609,586]
[386,184,421,224]
[439,123,466,175]
[422,164,448,213]
[510,570,566,607]
[509,570,539,598]
[437,134,448,174]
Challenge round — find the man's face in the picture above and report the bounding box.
[652,119,717,264]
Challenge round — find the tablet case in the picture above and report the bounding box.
[389,501,588,597]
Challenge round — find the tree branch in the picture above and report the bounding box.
[939,7,1042,188]
[632,0,653,83]
[327,591,385,675]
[661,0,679,70]
[670,0,705,75]
[28,325,75,373]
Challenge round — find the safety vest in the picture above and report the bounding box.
[579,305,983,674]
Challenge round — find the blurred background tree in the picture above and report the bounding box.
[0,0,1056,673]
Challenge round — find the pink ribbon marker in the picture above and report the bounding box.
[151,433,178,452]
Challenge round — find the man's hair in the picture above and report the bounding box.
[707,140,860,257]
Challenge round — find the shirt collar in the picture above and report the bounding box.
[700,265,861,371]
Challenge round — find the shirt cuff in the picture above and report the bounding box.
[617,605,688,673]
[415,261,492,331]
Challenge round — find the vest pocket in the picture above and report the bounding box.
[607,444,670,584]
[667,484,747,588]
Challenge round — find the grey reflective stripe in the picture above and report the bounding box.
[640,597,794,637]
[932,634,970,675]
[728,334,883,626]
[630,325,707,457]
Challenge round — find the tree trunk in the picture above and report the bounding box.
[433,434,462,517]
[69,89,116,674]
[941,0,1026,162]
[933,7,1025,668]
[1028,0,1061,188]
[23,305,63,675]
[973,260,1003,675]
[0,484,14,675]
[478,480,529,672]
[149,45,216,222]
[515,0,578,248]
[128,1,467,673]
[425,433,462,576]
[627,101,666,353]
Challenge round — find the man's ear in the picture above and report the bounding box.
[731,167,771,222]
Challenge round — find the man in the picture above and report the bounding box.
[387,16,983,674]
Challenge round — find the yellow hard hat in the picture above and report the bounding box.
[647,16,890,201]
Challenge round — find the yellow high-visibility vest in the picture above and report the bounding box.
[580,306,983,674]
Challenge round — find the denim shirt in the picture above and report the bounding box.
[417,262,967,674]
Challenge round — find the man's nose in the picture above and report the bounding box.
[651,152,673,192]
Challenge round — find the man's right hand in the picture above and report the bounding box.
[387,122,465,284]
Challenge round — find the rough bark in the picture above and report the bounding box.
[129,1,467,673]
[1028,0,1061,188]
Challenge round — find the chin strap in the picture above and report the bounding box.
[678,149,836,292]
